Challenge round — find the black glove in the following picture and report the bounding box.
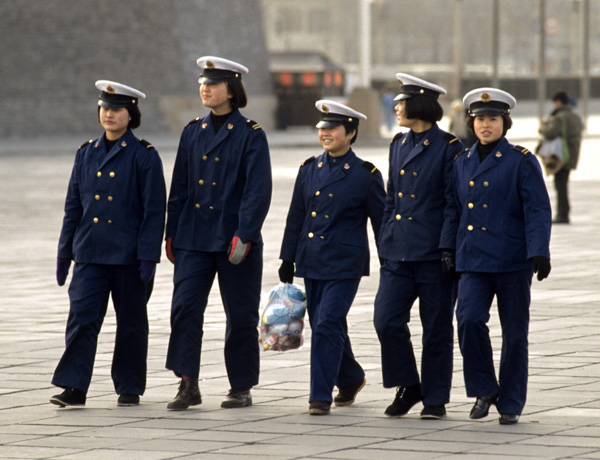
[56,258,71,286]
[441,250,456,280]
[278,260,294,284]
[532,256,551,281]
[139,260,156,284]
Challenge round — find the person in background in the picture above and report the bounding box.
[164,56,272,410]
[51,80,166,407]
[538,91,584,224]
[374,73,464,420]
[455,88,552,425]
[449,99,477,148]
[279,100,385,415]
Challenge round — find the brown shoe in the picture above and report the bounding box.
[309,400,331,415]
[167,378,201,410]
[334,378,366,406]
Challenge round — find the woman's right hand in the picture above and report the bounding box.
[278,260,294,284]
[166,237,175,264]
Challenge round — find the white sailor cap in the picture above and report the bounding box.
[197,56,249,84]
[463,88,516,116]
[315,100,367,129]
[394,73,447,101]
[95,80,146,108]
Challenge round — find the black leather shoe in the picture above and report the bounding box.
[221,388,252,408]
[117,394,140,406]
[499,413,519,424]
[420,404,446,419]
[309,400,331,415]
[50,388,86,407]
[384,383,422,417]
[334,378,366,406]
[552,217,569,224]
[469,394,498,419]
[167,378,201,410]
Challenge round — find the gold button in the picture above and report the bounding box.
[108,196,113,202]
[311,211,316,217]
[329,193,333,198]
[202,155,208,160]
[209,206,214,210]
[396,214,401,220]
[325,215,330,219]
[315,191,320,196]
[468,225,474,231]
[468,203,474,209]
[410,194,416,199]
[195,203,200,208]
[215,158,220,162]
[413,172,418,177]
[212,182,217,187]
[484,181,489,187]
[400,170,405,175]
[95,195,100,200]
[482,227,487,231]
[96,171,102,177]
[408,217,414,221]
[199,180,204,185]
[469,181,475,187]
[108,220,113,224]
[398,192,403,198]
[483,204,488,209]
[320,235,325,240]
[93,217,99,223]
[110,172,115,177]
[308,232,314,238]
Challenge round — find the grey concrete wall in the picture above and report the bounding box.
[0,0,273,138]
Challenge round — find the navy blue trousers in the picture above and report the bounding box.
[304,278,364,403]
[374,259,456,406]
[456,269,532,415]
[166,247,261,389]
[52,263,151,395]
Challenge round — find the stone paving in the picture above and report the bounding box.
[1,121,600,459]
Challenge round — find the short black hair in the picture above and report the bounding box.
[97,104,141,130]
[403,95,443,123]
[552,91,570,105]
[341,121,359,144]
[227,79,248,109]
[467,113,513,137]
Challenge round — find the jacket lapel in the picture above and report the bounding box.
[315,149,355,190]
[98,129,134,169]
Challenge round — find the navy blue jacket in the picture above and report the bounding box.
[58,129,166,263]
[166,109,272,252]
[378,124,464,262]
[280,149,385,280]
[453,138,552,272]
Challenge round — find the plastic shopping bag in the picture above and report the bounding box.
[259,283,307,352]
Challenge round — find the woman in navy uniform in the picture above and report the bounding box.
[374,74,464,420]
[51,81,166,407]
[279,100,385,415]
[455,88,551,424]
[165,56,272,410]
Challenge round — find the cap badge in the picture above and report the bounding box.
[481,92,491,103]
[397,77,404,85]
[121,141,127,147]
[106,85,115,94]
[322,104,329,114]
[424,139,429,146]
[206,60,214,69]
[228,124,233,130]
[344,163,350,170]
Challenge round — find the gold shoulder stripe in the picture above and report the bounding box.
[513,145,531,156]
[362,161,378,174]
[78,139,93,150]
[301,156,316,167]
[185,117,201,128]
